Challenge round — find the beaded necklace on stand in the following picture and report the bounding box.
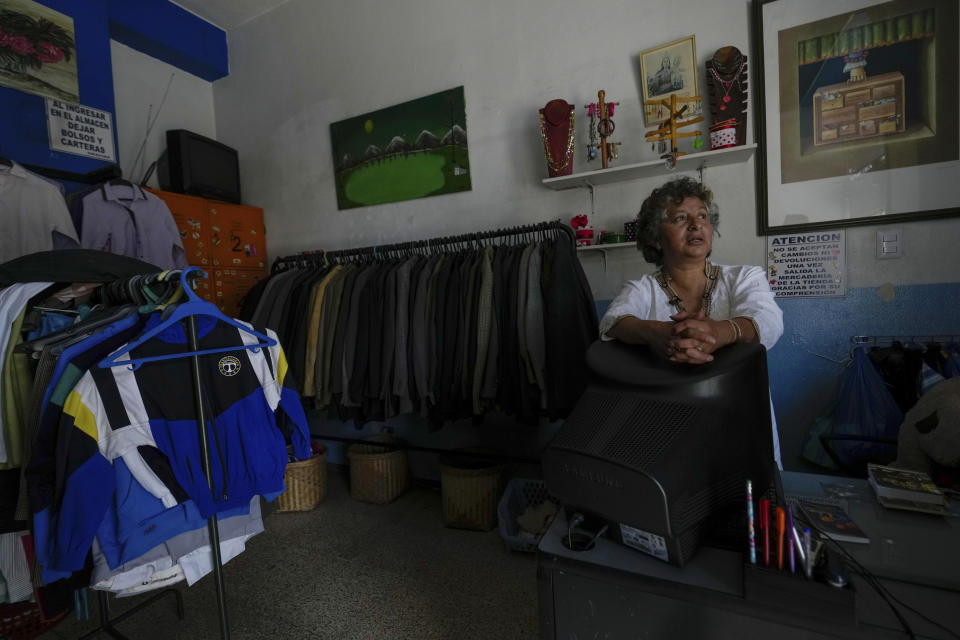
[709,66,745,112]
[586,103,599,161]
[654,261,721,316]
[538,109,576,172]
[708,50,746,114]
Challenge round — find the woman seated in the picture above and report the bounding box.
[599,176,784,464]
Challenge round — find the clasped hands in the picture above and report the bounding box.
[657,311,731,365]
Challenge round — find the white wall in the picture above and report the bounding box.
[128,0,960,471]
[211,0,764,265]
[210,0,960,294]
[110,39,216,187]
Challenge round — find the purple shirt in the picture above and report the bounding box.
[78,183,187,269]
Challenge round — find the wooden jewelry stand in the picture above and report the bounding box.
[644,94,703,167]
[593,90,621,169]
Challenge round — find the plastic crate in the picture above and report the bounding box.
[497,478,554,553]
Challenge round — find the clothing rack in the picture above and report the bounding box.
[266,217,586,456]
[851,335,960,349]
[21,162,123,185]
[272,219,574,269]
[70,269,241,640]
[80,589,183,640]
[313,434,541,465]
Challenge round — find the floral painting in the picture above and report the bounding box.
[0,0,77,103]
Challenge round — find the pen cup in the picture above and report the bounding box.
[743,563,855,626]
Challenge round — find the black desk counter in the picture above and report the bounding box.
[537,471,959,639]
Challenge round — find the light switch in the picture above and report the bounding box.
[877,230,901,259]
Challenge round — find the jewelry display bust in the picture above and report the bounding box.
[705,46,748,147]
[539,99,575,177]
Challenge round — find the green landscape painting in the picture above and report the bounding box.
[330,86,471,210]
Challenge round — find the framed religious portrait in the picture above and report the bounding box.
[753,0,960,233]
[639,35,702,126]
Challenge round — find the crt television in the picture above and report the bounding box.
[158,129,241,204]
[542,340,775,567]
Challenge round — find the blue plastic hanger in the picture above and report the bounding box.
[100,267,277,371]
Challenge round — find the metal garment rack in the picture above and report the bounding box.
[851,334,960,349]
[79,590,183,640]
[79,276,236,640]
[272,219,576,465]
[272,219,575,269]
[21,162,122,185]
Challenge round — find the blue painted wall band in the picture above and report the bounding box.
[0,0,226,176]
[107,0,228,82]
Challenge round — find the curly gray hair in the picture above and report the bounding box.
[635,176,720,265]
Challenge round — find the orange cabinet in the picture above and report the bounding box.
[148,190,212,267]
[209,204,267,270]
[147,189,268,317]
[213,268,267,317]
[148,188,268,271]
[193,275,217,304]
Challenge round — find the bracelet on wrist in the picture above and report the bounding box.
[726,318,741,343]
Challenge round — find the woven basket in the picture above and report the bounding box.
[440,460,504,531]
[347,435,408,504]
[275,446,328,512]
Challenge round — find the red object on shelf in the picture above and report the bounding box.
[540,99,576,178]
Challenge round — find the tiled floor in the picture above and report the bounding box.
[40,473,540,640]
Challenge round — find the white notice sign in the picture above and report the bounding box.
[45,99,116,162]
[766,230,845,298]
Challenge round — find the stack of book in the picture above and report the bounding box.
[867,463,948,515]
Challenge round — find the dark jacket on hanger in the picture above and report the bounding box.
[541,239,598,418]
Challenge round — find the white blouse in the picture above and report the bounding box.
[599,264,784,350]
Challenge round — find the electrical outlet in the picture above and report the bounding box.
[876,230,901,259]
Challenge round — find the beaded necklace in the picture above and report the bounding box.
[655,261,721,316]
[538,110,575,172]
[709,60,746,112]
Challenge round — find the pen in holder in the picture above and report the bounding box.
[776,507,785,570]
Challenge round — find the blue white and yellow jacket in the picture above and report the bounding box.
[47,315,309,575]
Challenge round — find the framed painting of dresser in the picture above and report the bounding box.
[752,0,959,233]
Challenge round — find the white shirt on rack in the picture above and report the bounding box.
[0,163,77,262]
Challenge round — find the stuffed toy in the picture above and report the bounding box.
[893,377,960,479]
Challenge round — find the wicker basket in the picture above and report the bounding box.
[275,446,328,512]
[347,435,408,504]
[440,459,504,531]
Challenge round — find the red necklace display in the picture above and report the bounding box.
[709,60,745,112]
[538,99,575,176]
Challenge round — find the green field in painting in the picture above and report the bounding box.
[336,147,471,209]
